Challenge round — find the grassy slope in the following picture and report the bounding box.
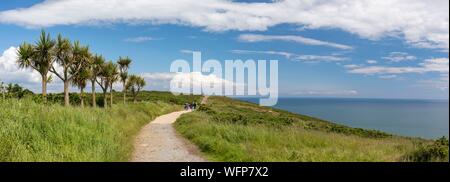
[0,92,200,162]
[175,96,433,162]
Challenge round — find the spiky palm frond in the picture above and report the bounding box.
[33,30,55,75]
[17,43,35,69]
[72,68,91,90]
[117,56,132,82]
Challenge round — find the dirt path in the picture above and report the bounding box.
[131,110,207,162]
[201,95,209,105]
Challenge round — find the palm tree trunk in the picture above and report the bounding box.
[123,81,126,104]
[64,80,70,106]
[91,80,96,107]
[41,75,47,103]
[110,84,113,107]
[103,89,108,108]
[80,88,84,108]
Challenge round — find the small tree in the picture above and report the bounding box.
[71,65,91,108]
[89,54,105,107]
[50,36,91,106]
[117,57,132,104]
[126,75,146,103]
[17,31,55,103]
[109,63,119,107]
[96,61,117,108]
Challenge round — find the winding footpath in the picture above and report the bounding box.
[131,97,208,162]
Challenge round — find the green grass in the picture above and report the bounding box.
[175,96,447,162]
[0,98,180,162]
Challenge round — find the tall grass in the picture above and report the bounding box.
[175,96,439,162]
[0,98,179,162]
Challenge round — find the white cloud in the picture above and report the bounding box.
[343,64,360,69]
[382,52,417,62]
[294,55,348,63]
[0,0,447,50]
[141,72,175,81]
[180,49,197,54]
[347,58,449,75]
[140,72,245,93]
[238,34,353,50]
[124,36,160,43]
[0,47,40,84]
[230,50,294,59]
[346,58,449,90]
[230,49,347,63]
[379,75,398,80]
[419,58,450,73]
[0,47,82,93]
[367,60,377,64]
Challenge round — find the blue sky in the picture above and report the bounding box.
[0,0,448,99]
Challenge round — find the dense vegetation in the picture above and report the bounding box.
[0,82,34,99]
[0,92,200,162]
[175,96,448,162]
[404,137,449,162]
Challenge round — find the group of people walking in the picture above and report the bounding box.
[184,102,198,111]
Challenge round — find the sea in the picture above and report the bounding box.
[237,97,449,139]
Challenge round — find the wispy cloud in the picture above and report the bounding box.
[382,52,417,62]
[180,49,197,54]
[416,74,449,90]
[229,50,295,59]
[367,60,378,64]
[238,34,353,50]
[230,49,348,63]
[378,75,398,80]
[346,58,449,75]
[346,58,449,90]
[294,55,348,63]
[124,36,160,43]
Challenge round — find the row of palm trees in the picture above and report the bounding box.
[16,30,146,108]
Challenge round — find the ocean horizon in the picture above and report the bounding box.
[237,97,449,139]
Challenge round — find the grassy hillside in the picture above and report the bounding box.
[0,92,199,162]
[175,96,448,162]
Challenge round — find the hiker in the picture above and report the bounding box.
[184,103,190,110]
[192,102,197,110]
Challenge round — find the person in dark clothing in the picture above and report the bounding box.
[192,102,197,110]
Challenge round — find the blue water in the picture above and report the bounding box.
[238,98,449,139]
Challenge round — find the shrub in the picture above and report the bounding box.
[404,137,449,162]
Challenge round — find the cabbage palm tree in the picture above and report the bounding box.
[96,61,117,108]
[126,75,146,103]
[117,57,132,104]
[109,63,119,107]
[71,67,90,108]
[50,35,91,106]
[16,31,55,103]
[89,54,105,107]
